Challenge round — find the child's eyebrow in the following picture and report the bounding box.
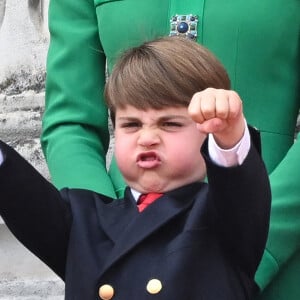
[158,115,189,121]
[116,115,190,123]
[116,116,140,122]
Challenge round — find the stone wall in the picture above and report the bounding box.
[0,1,64,299]
[0,0,49,178]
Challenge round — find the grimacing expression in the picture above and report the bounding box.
[114,105,206,194]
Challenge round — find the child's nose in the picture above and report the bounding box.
[138,129,160,148]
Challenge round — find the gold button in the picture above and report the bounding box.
[99,284,114,300]
[146,279,162,294]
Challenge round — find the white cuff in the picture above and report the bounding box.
[208,119,251,167]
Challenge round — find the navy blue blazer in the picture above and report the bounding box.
[0,131,270,300]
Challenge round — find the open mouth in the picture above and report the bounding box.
[137,151,162,169]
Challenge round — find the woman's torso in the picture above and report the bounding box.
[95,0,300,173]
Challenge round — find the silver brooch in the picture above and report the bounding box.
[169,14,198,40]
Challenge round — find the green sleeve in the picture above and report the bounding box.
[41,0,120,197]
[255,133,300,292]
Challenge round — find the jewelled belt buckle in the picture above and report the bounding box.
[169,14,198,40]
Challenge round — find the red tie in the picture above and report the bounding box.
[137,193,163,212]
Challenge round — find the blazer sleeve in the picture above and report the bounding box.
[41,0,119,197]
[0,141,71,279]
[202,127,271,279]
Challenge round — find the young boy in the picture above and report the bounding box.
[0,37,270,299]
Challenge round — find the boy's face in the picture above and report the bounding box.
[114,105,206,194]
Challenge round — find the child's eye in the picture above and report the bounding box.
[162,122,182,127]
[121,122,140,128]
[161,122,183,131]
[121,122,141,128]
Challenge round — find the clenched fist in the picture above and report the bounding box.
[188,88,245,149]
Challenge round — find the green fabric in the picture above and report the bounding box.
[257,251,300,300]
[42,0,300,298]
[42,0,116,196]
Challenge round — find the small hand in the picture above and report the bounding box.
[188,88,245,149]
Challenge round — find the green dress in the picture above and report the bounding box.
[42,0,300,298]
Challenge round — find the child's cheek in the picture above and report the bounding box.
[114,137,132,170]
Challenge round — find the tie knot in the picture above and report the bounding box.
[137,193,163,212]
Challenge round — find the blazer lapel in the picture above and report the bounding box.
[95,188,138,243]
[98,182,203,276]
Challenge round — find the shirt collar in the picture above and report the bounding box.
[130,188,141,202]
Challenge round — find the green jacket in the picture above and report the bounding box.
[42,0,300,298]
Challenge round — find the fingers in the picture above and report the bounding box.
[227,90,243,120]
[215,92,229,119]
[188,88,242,124]
[189,88,245,148]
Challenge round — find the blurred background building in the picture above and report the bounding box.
[0,0,64,299]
